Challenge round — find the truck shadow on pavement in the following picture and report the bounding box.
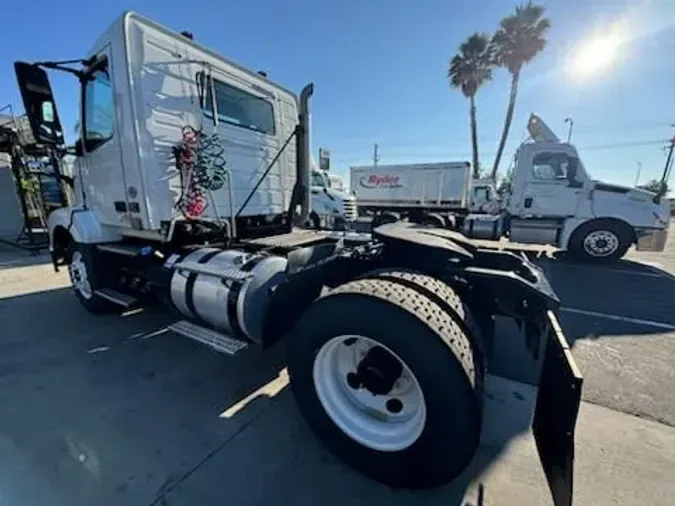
[0,287,542,506]
[0,249,53,270]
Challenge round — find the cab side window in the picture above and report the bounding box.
[84,59,114,150]
[532,152,571,181]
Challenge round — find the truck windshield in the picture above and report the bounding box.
[312,171,329,188]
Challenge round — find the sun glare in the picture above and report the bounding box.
[570,33,622,79]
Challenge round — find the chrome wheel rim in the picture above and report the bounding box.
[583,230,619,257]
[68,251,93,299]
[312,335,426,452]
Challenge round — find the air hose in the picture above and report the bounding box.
[174,125,228,218]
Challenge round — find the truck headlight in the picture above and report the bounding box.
[653,211,669,227]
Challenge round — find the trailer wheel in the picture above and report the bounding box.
[286,278,482,488]
[67,243,114,314]
[568,219,632,262]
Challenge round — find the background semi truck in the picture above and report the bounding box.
[349,116,670,261]
[12,11,582,503]
[309,159,356,228]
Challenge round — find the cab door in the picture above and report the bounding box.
[80,48,129,227]
[521,150,583,217]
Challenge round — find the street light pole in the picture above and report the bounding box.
[564,117,574,143]
[634,162,642,187]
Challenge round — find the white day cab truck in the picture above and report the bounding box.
[14,11,582,503]
[308,161,357,229]
[350,117,670,262]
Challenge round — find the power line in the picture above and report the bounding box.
[331,138,672,163]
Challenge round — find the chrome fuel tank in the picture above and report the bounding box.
[169,248,287,344]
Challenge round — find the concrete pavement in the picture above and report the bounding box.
[1,225,674,505]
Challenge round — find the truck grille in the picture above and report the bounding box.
[343,198,358,221]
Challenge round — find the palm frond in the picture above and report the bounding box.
[448,33,494,97]
[491,2,550,74]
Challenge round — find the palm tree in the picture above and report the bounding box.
[448,33,493,179]
[490,2,550,180]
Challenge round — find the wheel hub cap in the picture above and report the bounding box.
[312,335,426,452]
[353,345,403,395]
[68,251,93,299]
[583,230,619,257]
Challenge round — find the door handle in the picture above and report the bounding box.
[524,197,533,209]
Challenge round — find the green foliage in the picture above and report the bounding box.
[490,2,550,179]
[448,33,494,98]
[638,179,669,195]
[448,33,494,179]
[491,2,550,76]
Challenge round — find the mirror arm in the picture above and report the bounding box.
[32,58,96,80]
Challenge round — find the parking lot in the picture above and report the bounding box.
[1,224,675,506]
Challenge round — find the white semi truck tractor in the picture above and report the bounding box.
[308,158,357,229]
[14,11,582,502]
[351,117,670,262]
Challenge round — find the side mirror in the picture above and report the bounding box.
[73,138,84,157]
[14,61,64,146]
[566,158,583,188]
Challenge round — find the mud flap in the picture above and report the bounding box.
[532,311,583,506]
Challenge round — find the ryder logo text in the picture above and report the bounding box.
[360,174,402,189]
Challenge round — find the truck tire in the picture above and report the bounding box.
[309,211,321,229]
[421,213,445,228]
[568,219,632,262]
[372,212,398,229]
[357,269,486,378]
[286,277,482,488]
[67,243,115,314]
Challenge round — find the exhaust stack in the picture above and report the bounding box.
[293,83,313,225]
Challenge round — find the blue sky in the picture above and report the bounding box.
[1,0,674,188]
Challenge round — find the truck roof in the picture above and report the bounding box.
[351,161,470,171]
[102,11,298,103]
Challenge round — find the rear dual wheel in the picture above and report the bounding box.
[286,273,483,488]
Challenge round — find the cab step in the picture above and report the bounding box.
[94,288,138,308]
[97,243,151,257]
[168,319,248,355]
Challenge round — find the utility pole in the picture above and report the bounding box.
[373,143,379,169]
[634,162,642,187]
[663,136,674,179]
[662,135,675,191]
[655,129,675,198]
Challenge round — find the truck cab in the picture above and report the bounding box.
[469,178,499,213]
[309,164,357,228]
[503,114,670,260]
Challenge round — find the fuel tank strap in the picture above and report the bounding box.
[226,255,265,340]
[185,250,222,320]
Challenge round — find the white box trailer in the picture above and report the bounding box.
[350,162,472,212]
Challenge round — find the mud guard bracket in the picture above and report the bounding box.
[533,311,583,506]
